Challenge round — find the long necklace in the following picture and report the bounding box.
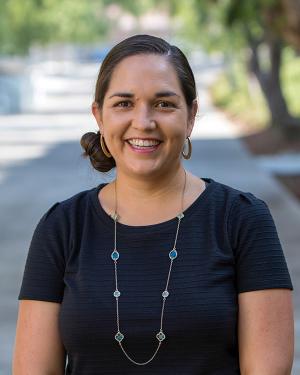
[110,170,187,366]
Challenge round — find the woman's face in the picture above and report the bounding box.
[92,53,197,178]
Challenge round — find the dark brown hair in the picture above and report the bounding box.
[80,34,197,173]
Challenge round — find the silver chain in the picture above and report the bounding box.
[110,170,187,365]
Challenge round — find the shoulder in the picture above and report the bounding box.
[207,178,268,215]
[37,185,100,227]
[214,179,263,203]
[213,180,273,229]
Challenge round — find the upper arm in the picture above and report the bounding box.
[238,288,294,375]
[13,300,66,375]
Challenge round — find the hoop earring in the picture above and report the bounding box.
[100,134,112,158]
[182,137,192,160]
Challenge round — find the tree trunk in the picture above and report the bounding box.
[281,0,300,51]
[247,36,300,130]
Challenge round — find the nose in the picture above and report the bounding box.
[131,104,156,130]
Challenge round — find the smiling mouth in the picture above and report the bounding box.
[127,139,162,147]
[126,139,162,153]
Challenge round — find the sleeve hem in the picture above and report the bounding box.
[18,296,63,303]
[238,284,294,294]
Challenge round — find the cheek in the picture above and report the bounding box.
[101,115,122,138]
[103,110,130,129]
[163,116,188,139]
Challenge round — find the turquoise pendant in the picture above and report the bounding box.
[111,250,119,261]
[115,331,124,342]
[169,249,177,260]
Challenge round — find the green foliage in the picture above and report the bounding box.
[171,0,299,128]
[169,0,248,53]
[103,0,164,16]
[169,0,295,54]
[38,0,109,43]
[0,0,171,55]
[0,0,110,55]
[281,47,300,117]
[171,0,200,42]
[210,46,300,129]
[210,62,270,130]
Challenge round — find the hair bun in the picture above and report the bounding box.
[80,131,116,172]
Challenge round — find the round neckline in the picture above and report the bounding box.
[89,177,216,235]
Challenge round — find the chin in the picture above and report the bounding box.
[125,162,165,178]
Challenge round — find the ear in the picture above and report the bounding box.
[187,99,198,137]
[91,101,104,133]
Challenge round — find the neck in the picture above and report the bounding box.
[99,166,206,226]
[114,166,187,209]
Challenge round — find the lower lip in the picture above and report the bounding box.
[127,142,161,153]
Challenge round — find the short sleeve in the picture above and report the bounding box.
[228,192,293,293]
[18,202,68,303]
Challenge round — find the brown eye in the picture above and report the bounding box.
[156,101,175,108]
[114,101,132,107]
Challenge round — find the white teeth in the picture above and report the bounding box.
[128,139,160,147]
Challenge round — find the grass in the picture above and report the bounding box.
[209,47,300,132]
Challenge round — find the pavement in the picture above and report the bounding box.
[0,55,299,374]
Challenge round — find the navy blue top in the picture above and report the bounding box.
[18,177,293,374]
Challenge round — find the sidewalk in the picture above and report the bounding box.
[0,57,299,373]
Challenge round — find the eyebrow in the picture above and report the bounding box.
[108,91,179,99]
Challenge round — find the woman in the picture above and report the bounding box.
[13,34,294,374]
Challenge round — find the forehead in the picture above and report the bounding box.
[107,54,182,94]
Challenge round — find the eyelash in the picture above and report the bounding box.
[114,100,175,108]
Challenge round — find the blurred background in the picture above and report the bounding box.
[0,0,299,373]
